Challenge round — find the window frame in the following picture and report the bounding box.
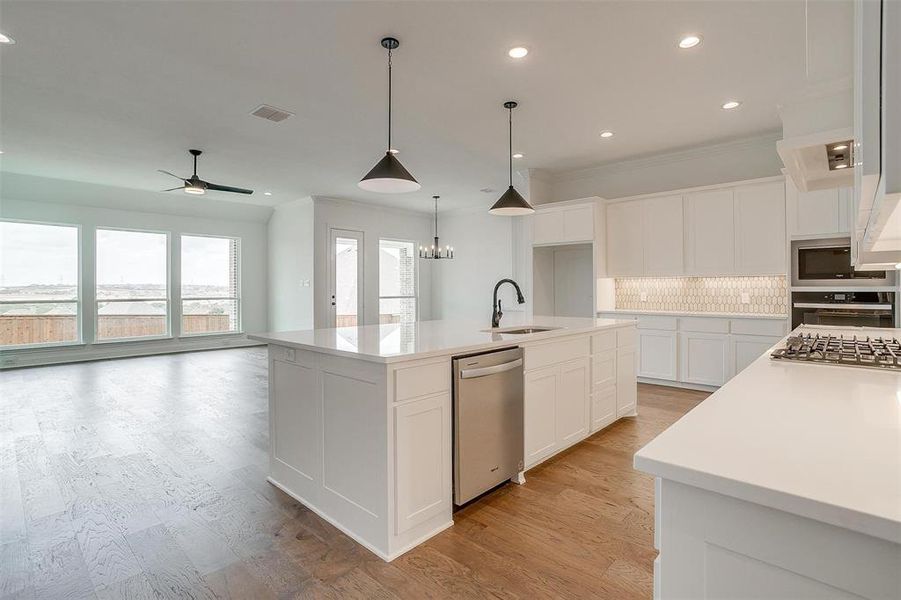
[0,218,84,350]
[178,232,242,337]
[378,237,419,324]
[93,226,172,344]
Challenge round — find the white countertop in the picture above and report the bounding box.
[634,325,901,544]
[249,315,634,363]
[599,308,788,320]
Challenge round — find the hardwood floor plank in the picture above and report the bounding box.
[0,540,31,597]
[28,538,96,600]
[125,524,217,600]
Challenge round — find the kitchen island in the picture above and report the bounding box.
[634,325,901,599]
[250,315,637,561]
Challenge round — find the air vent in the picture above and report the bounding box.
[250,104,294,123]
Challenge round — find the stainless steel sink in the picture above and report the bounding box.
[483,326,562,335]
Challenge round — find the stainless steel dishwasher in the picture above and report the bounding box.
[452,346,524,505]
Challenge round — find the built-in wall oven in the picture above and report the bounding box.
[791,238,896,288]
[791,291,896,329]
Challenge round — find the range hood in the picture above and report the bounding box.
[777,128,855,192]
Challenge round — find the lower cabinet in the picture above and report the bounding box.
[731,334,782,375]
[524,365,560,466]
[591,386,617,433]
[637,329,678,380]
[680,332,731,386]
[557,358,591,446]
[616,345,638,416]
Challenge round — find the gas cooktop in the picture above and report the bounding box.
[770,332,901,371]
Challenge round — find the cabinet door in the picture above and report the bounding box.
[685,189,734,275]
[606,201,644,276]
[731,334,781,379]
[615,345,637,417]
[556,358,590,447]
[394,393,451,534]
[680,332,730,386]
[637,329,678,380]
[734,182,786,274]
[592,349,616,388]
[563,205,595,242]
[591,386,617,433]
[643,195,684,275]
[792,187,841,236]
[524,365,558,466]
[272,360,320,490]
[837,186,853,235]
[532,210,564,245]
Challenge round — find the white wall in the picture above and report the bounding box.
[267,198,314,331]
[311,197,434,328]
[0,177,269,367]
[551,132,784,202]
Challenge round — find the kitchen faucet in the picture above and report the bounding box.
[491,278,525,328]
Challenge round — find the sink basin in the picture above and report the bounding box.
[484,326,562,335]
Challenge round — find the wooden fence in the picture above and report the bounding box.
[0,315,231,346]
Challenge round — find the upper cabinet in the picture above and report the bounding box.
[532,203,594,246]
[607,177,787,278]
[787,177,852,238]
[684,189,735,276]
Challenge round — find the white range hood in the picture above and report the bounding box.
[776,126,854,192]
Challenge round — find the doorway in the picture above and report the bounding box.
[328,228,364,327]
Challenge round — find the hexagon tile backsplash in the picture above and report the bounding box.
[615,276,788,315]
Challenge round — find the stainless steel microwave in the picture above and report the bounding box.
[791,238,897,288]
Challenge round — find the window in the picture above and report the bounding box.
[95,228,168,341]
[181,235,240,335]
[379,239,417,324]
[0,221,80,347]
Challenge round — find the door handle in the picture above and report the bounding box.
[460,359,523,379]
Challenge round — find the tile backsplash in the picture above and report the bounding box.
[615,276,788,315]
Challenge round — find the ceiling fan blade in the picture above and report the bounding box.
[157,169,186,181]
[204,182,254,195]
[161,186,184,192]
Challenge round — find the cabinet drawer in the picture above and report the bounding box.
[591,330,616,353]
[394,360,450,402]
[592,349,616,388]
[679,317,730,334]
[637,315,678,330]
[525,336,590,371]
[617,326,638,348]
[730,318,787,337]
[590,385,617,433]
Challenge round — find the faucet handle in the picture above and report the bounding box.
[497,299,503,319]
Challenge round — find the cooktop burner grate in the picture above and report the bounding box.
[770,333,901,370]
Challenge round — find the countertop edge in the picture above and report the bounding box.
[598,309,789,320]
[633,451,901,545]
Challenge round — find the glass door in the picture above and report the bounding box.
[329,229,364,328]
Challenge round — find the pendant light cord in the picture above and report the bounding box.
[508,106,513,187]
[193,153,198,177]
[434,196,439,237]
[387,47,393,152]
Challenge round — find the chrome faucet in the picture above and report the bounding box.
[491,278,525,328]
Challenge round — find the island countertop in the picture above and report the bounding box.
[249,315,635,363]
[634,325,901,544]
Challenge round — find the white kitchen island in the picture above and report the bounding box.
[250,315,637,561]
[635,325,901,599]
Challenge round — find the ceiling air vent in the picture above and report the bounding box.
[250,104,294,123]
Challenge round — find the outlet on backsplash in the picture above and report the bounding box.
[640,292,648,302]
[615,276,788,315]
[741,292,751,304]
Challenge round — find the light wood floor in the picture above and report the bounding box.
[0,348,708,600]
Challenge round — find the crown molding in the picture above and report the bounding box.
[552,131,783,184]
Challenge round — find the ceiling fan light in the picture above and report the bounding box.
[358,152,421,193]
[489,186,534,216]
[184,185,206,195]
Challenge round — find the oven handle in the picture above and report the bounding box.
[793,302,893,310]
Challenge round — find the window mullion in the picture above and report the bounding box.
[84,226,96,344]
[171,232,182,338]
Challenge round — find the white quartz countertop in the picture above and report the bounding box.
[249,315,634,364]
[634,325,901,544]
[598,308,788,320]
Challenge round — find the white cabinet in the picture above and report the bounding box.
[606,201,644,276]
[788,181,853,237]
[590,386,616,433]
[643,195,684,275]
[734,182,786,274]
[680,332,730,386]
[394,392,451,534]
[637,329,678,380]
[524,365,558,466]
[684,189,735,275]
[532,203,594,245]
[616,345,638,416]
[731,334,782,377]
[556,358,590,446]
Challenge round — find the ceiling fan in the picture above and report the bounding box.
[159,149,253,195]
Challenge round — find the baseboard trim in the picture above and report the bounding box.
[638,377,719,393]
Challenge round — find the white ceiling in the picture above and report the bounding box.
[0,1,844,213]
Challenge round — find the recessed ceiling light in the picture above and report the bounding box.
[0,32,15,45]
[600,130,614,138]
[721,100,742,110]
[832,144,848,151]
[508,46,528,59]
[678,35,701,49]
[388,148,399,154]
[264,191,272,196]
[512,153,524,159]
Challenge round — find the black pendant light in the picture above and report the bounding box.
[489,100,534,216]
[419,196,454,260]
[359,37,421,194]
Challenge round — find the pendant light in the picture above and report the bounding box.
[489,100,534,216]
[419,196,454,260]
[359,37,421,194]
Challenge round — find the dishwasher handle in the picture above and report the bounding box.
[459,358,523,379]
